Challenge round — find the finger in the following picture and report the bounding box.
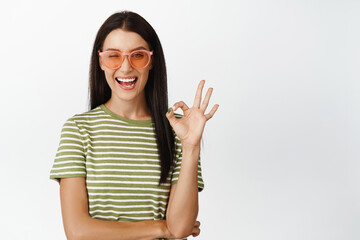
[193,80,205,108]
[173,101,189,112]
[165,107,177,126]
[192,227,201,237]
[205,104,219,120]
[200,87,213,112]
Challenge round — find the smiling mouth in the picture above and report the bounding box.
[115,77,138,88]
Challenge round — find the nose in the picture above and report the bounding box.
[120,55,133,73]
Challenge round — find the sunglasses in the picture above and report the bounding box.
[98,49,153,69]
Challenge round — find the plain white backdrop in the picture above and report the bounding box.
[0,0,359,239]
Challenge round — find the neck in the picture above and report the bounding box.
[104,93,151,120]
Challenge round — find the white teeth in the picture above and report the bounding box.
[116,77,136,82]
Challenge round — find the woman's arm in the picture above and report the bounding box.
[165,80,219,238]
[60,177,169,240]
[166,145,201,239]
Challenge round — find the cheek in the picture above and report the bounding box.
[104,71,115,85]
[139,70,150,84]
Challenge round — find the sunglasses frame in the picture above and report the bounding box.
[98,49,153,70]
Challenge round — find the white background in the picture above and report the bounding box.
[0,0,359,239]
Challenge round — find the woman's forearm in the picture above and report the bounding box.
[60,177,170,240]
[67,217,166,240]
[166,145,200,238]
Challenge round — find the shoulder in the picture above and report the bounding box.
[60,105,106,131]
[58,106,106,141]
[64,105,105,123]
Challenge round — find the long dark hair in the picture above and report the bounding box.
[89,11,175,184]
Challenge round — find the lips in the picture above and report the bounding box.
[115,76,138,90]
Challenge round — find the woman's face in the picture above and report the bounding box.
[100,28,152,104]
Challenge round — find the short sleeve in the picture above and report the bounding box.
[171,136,205,192]
[49,116,86,183]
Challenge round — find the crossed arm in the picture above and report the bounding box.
[60,177,169,240]
[59,147,201,240]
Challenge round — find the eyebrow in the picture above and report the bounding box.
[104,46,148,51]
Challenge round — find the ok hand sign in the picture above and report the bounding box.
[166,80,219,148]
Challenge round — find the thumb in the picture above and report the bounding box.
[166,107,177,126]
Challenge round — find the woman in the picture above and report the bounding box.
[50,11,218,240]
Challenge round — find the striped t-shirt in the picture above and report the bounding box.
[50,104,204,237]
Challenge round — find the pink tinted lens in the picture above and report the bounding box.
[129,50,150,68]
[102,51,123,69]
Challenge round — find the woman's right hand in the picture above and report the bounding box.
[190,220,201,237]
[162,220,201,238]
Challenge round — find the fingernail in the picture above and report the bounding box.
[167,107,171,113]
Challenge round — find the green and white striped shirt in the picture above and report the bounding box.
[50,104,204,239]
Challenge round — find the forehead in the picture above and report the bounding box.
[102,28,150,51]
